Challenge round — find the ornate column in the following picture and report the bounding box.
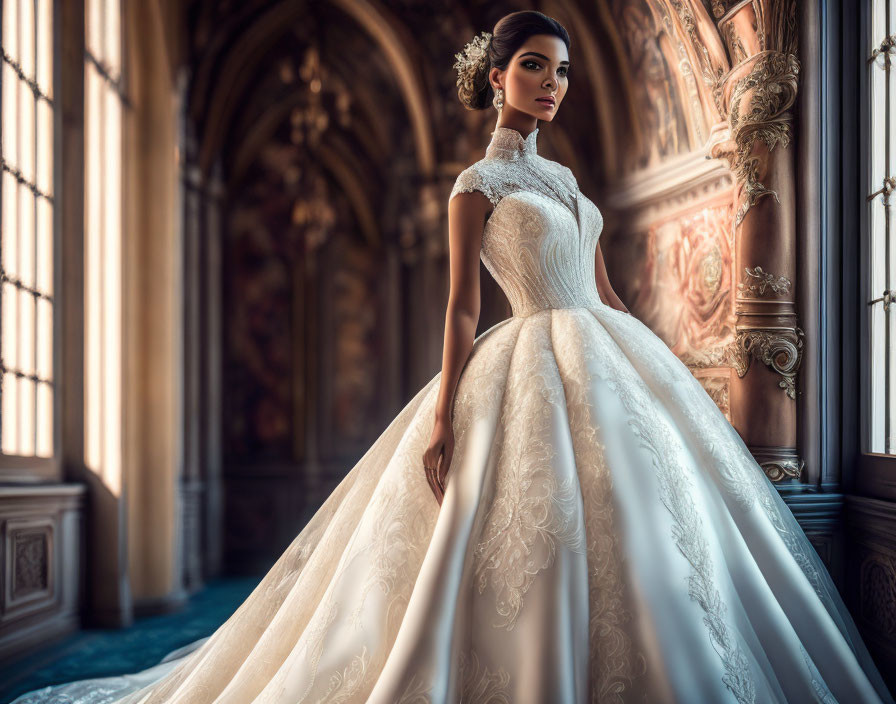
[711,1,804,482]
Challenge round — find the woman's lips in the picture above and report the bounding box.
[536,97,555,108]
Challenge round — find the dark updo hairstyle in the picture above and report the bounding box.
[454,10,570,111]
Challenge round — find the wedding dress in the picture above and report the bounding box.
[12,126,895,704]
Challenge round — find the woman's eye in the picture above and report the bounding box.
[521,59,568,77]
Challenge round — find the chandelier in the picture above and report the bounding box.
[288,44,351,147]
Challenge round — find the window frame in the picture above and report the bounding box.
[857,0,896,495]
[0,0,62,482]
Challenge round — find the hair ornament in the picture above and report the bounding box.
[453,30,492,87]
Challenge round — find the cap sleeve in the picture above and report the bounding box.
[449,164,499,206]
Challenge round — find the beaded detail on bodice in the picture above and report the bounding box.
[449,127,605,318]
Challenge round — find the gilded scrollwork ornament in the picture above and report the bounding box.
[728,326,804,400]
[760,457,804,482]
[722,22,749,66]
[737,266,792,297]
[749,446,805,483]
[714,50,800,226]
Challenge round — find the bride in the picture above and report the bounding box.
[12,10,896,704]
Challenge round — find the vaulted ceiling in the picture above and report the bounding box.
[177,0,764,201]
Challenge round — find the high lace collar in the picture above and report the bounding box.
[484,126,539,160]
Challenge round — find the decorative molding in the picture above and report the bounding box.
[749,445,804,482]
[737,265,792,297]
[713,1,740,23]
[0,484,85,661]
[712,50,800,225]
[14,531,49,597]
[860,551,896,636]
[844,495,896,540]
[656,2,708,145]
[721,17,749,65]
[666,0,728,106]
[843,495,896,666]
[761,457,804,482]
[607,140,733,218]
[728,325,804,398]
[5,519,54,614]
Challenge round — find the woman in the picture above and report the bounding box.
[13,10,895,704]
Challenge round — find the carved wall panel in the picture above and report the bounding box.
[635,200,736,413]
[628,201,736,369]
[0,487,85,661]
[7,522,53,610]
[845,496,896,686]
[604,167,737,419]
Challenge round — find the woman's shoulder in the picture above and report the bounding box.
[450,159,501,206]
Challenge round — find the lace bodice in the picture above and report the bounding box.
[450,126,605,317]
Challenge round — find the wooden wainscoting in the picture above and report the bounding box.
[0,484,86,662]
[844,495,896,692]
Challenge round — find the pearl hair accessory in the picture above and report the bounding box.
[453,31,492,106]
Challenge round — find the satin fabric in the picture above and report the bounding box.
[12,308,896,703]
[11,126,895,703]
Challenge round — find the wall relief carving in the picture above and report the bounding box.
[727,326,804,399]
[749,445,804,483]
[860,551,896,637]
[713,50,800,226]
[737,265,792,297]
[13,532,49,597]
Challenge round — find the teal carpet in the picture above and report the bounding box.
[0,576,262,704]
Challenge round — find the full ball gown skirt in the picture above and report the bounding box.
[13,126,895,704]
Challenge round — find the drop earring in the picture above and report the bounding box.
[493,86,504,111]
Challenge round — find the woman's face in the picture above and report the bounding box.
[491,34,569,122]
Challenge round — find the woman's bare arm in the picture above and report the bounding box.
[433,191,491,424]
[594,240,630,313]
[422,190,490,504]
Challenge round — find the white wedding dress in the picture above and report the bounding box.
[12,126,895,703]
